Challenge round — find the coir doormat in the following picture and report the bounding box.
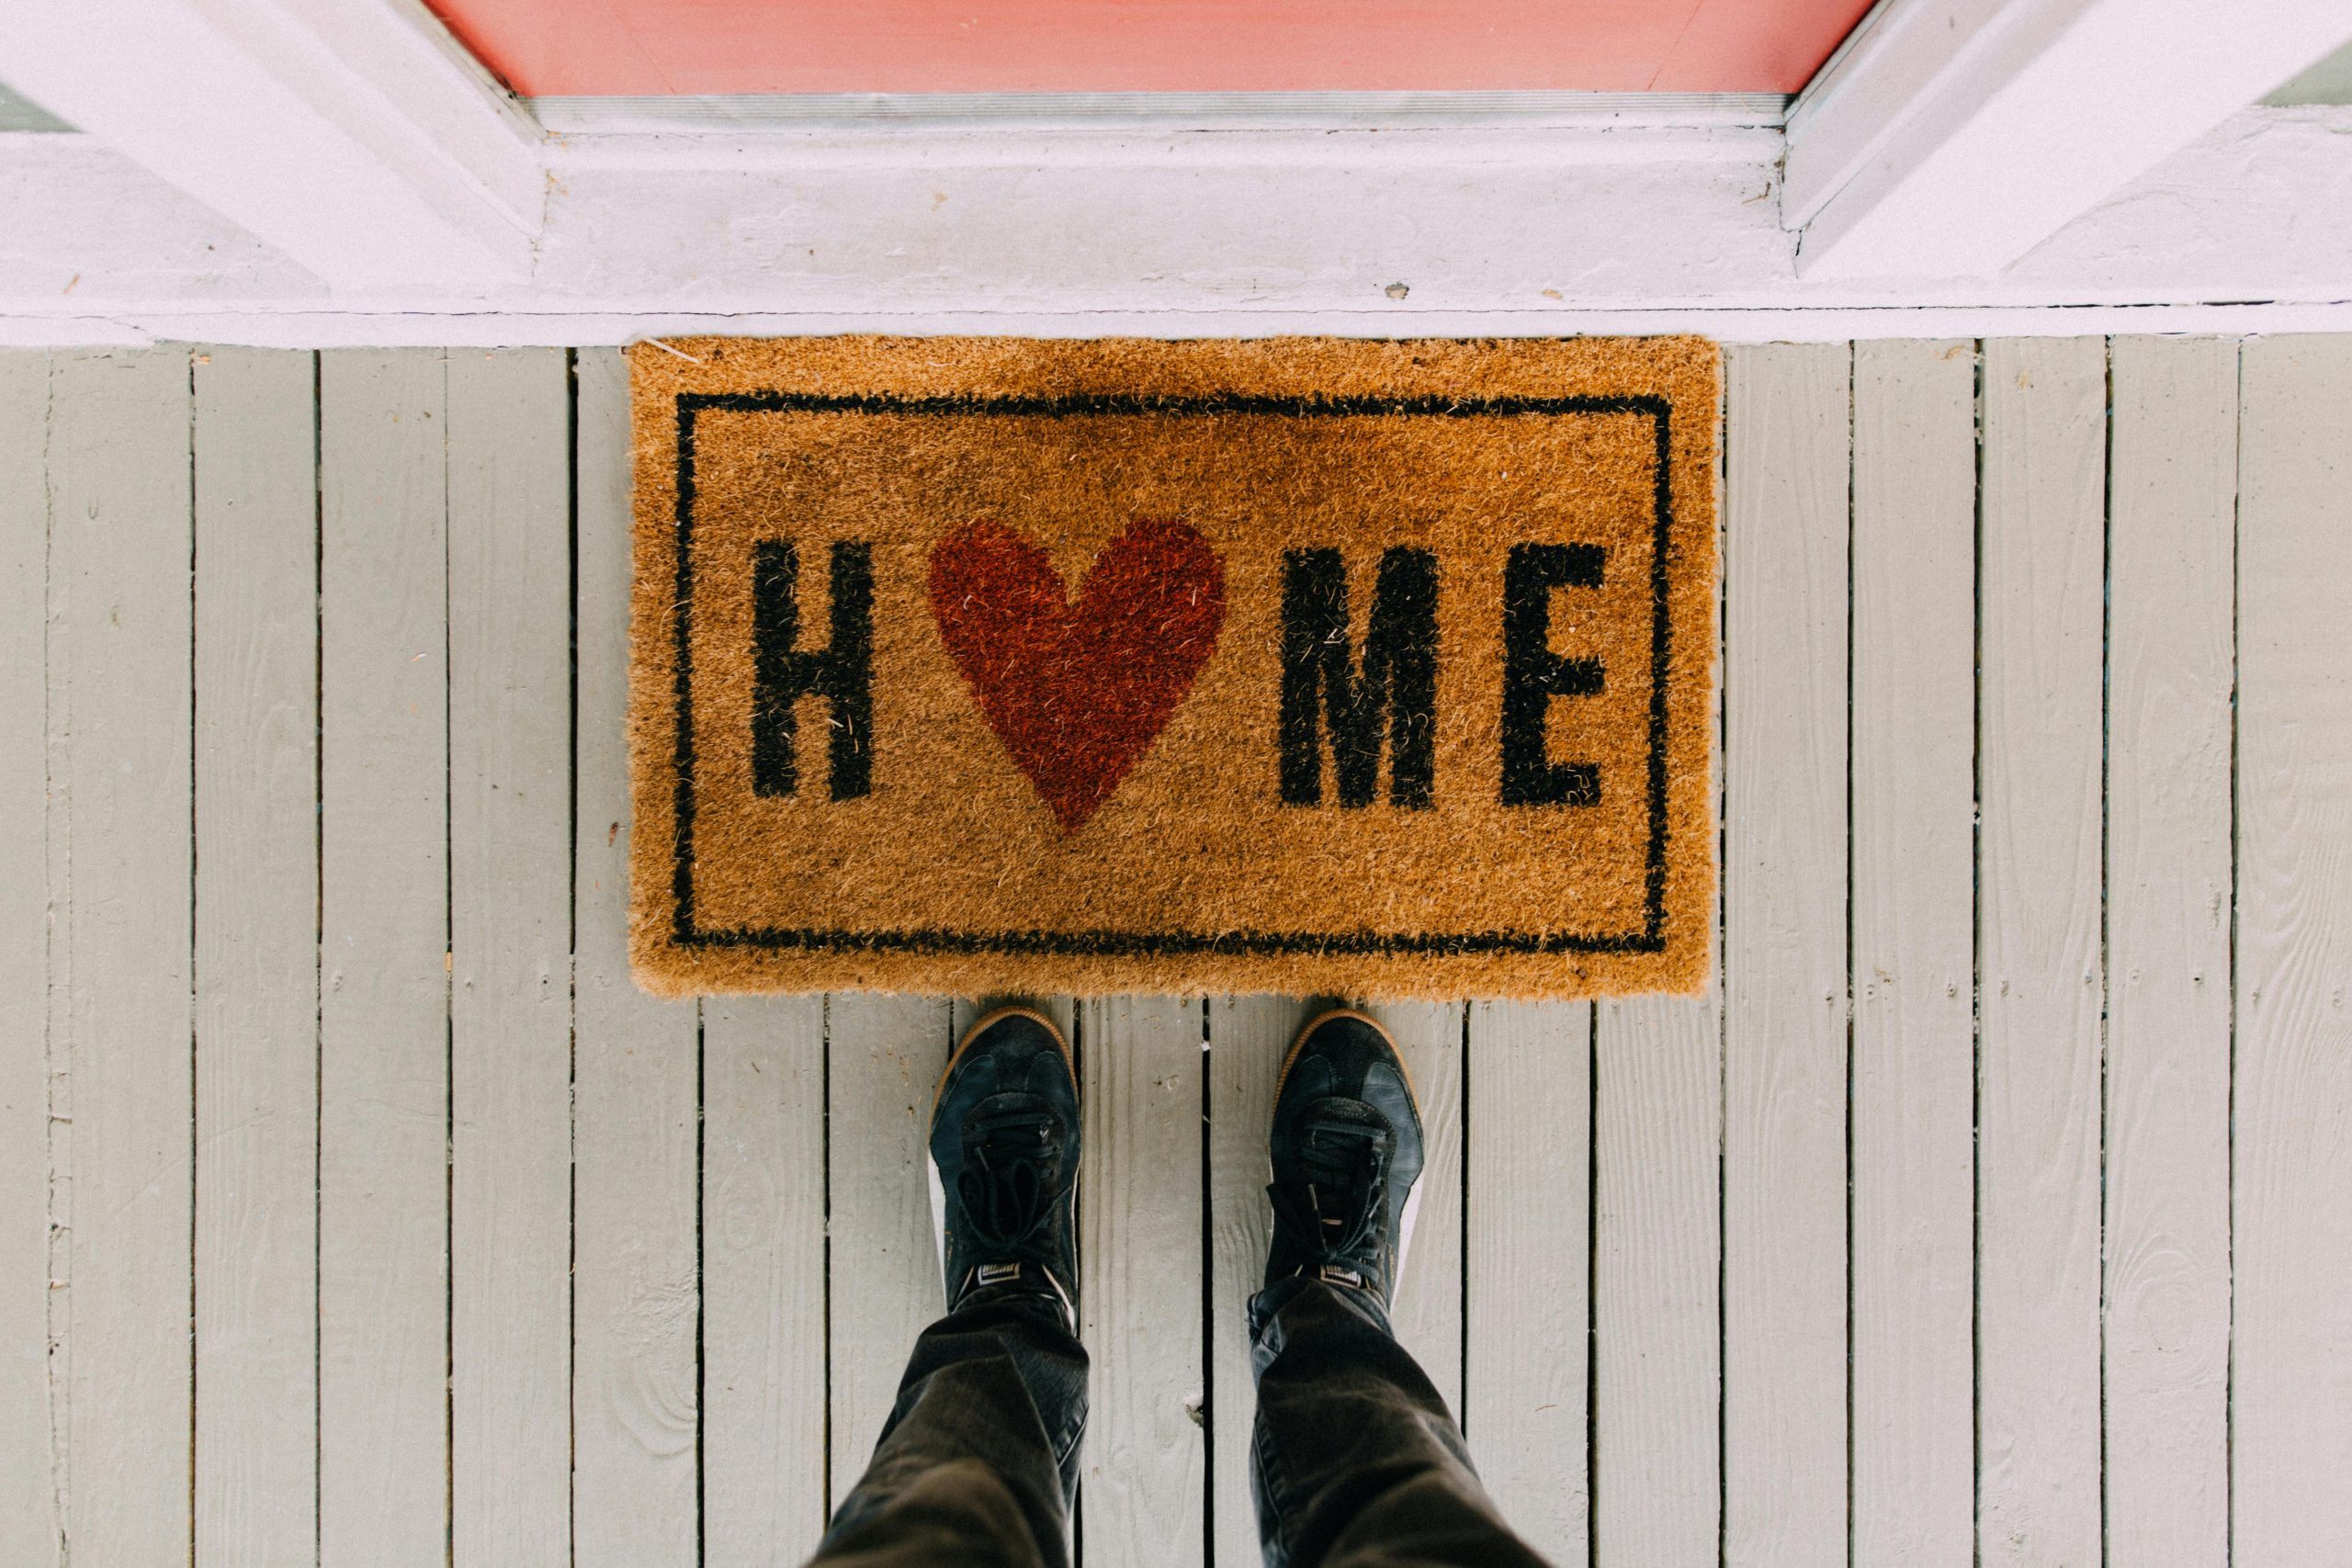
[628,336,1718,998]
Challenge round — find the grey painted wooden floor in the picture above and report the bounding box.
[4,338,2349,1568]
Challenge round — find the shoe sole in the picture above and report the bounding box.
[1272,1007,1426,1290]
[927,1005,1079,1292]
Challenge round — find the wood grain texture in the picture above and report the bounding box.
[2103,334,2235,1568]
[1976,336,2106,1568]
[1720,340,1849,1568]
[1849,337,1976,1568]
[572,345,702,1568]
[1464,1000,1590,1567]
[1206,995,1291,1568]
[1079,996,1206,1568]
[0,351,59,1568]
[1378,1000,1464,1419]
[49,347,196,1568]
[318,349,450,1568]
[827,993,956,1511]
[1594,992,1721,1568]
[447,347,573,1568]
[31,363,69,1566]
[703,996,828,1566]
[2233,332,2352,1566]
[32,329,2352,1568]
[191,346,318,1568]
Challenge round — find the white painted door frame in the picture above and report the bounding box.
[1783,0,2352,277]
[3,0,2351,331]
[6,0,542,291]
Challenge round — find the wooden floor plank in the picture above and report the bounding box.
[1380,1000,1464,1419]
[0,350,58,1568]
[1976,336,2107,1568]
[1720,340,1849,1568]
[1594,992,1721,1568]
[447,347,574,1568]
[1205,995,1292,1568]
[2103,334,2236,1568]
[1464,1000,1591,1567]
[2233,333,2352,1566]
[572,346,702,1568]
[1079,997,1206,1568]
[50,346,197,1568]
[47,347,198,1566]
[191,346,319,1568]
[704,996,828,1566]
[1849,338,1976,1568]
[30,327,2352,1568]
[827,993,956,1512]
[318,349,450,1568]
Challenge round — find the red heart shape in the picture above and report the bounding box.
[929,517,1227,833]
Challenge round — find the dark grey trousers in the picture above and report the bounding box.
[809,1278,1550,1568]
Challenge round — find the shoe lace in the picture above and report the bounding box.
[956,1108,1070,1264]
[1272,1114,1392,1276]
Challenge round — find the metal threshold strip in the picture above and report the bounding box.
[530,90,1792,135]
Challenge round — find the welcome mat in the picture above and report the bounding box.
[628,336,1718,999]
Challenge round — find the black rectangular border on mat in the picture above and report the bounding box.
[666,389,1679,958]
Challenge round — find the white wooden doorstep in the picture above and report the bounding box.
[1,338,2346,1568]
[12,102,2352,343]
[16,0,2346,295]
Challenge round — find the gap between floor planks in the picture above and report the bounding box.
[14,341,2333,1568]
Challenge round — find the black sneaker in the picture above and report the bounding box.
[928,1005,1080,1325]
[1264,1008,1425,1306]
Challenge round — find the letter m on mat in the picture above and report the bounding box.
[1278,547,1439,808]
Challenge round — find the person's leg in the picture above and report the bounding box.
[810,1008,1088,1568]
[1249,1010,1551,1568]
[811,1288,1084,1568]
